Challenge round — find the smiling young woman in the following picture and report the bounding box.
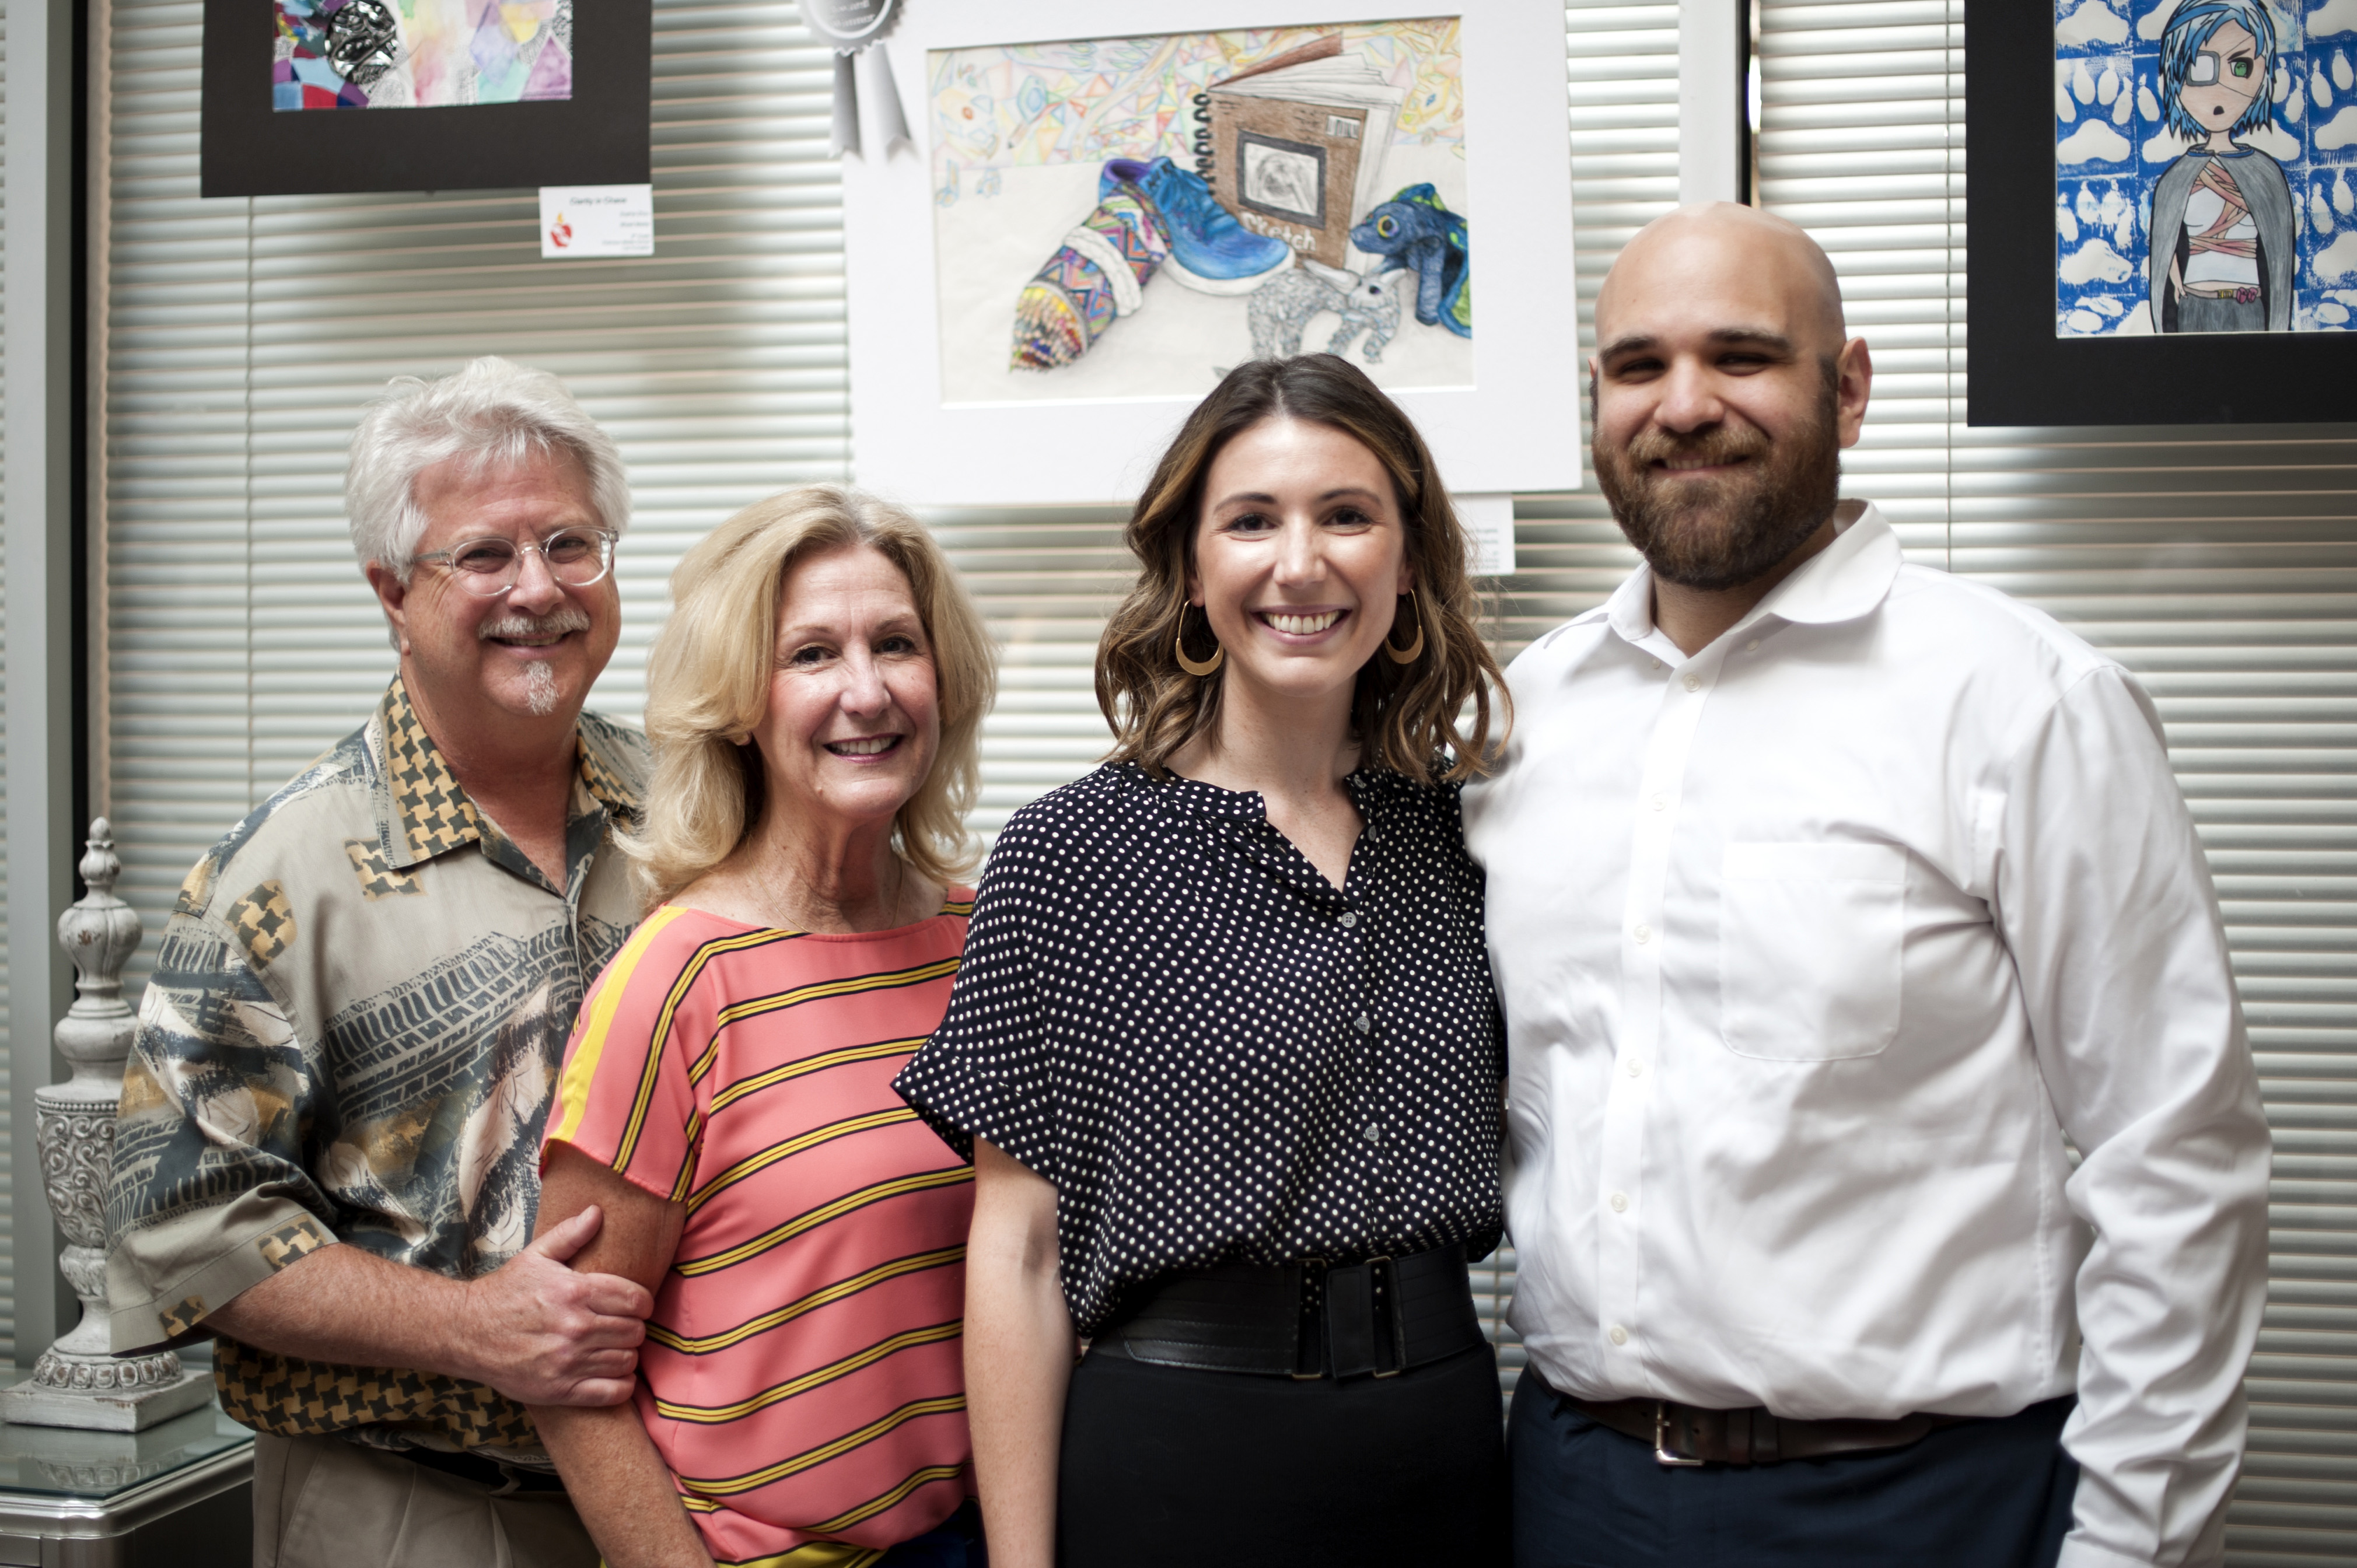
[896,355,1515,1568]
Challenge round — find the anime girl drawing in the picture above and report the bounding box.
[2148,0,2296,332]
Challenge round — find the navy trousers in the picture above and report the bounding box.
[1509,1367,2079,1568]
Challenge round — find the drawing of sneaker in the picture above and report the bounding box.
[1100,156,1293,295]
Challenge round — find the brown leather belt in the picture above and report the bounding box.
[1569,1395,1975,1467]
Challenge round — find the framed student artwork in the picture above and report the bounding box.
[840,0,1579,506]
[201,0,652,198]
[1969,0,2357,423]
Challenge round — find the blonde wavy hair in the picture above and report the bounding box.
[626,485,996,907]
[1097,355,1509,784]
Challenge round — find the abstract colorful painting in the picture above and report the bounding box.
[273,0,573,111]
[2054,0,2357,334]
[929,18,1472,405]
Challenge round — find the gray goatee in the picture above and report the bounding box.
[479,607,589,719]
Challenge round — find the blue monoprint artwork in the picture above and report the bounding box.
[2055,0,2357,334]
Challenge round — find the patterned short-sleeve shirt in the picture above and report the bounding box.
[106,677,648,1460]
[546,898,977,1563]
[893,761,1505,1337]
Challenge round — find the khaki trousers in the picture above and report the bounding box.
[252,1433,597,1568]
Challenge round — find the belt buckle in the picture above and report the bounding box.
[1293,1258,1328,1380]
[1366,1256,1403,1378]
[1653,1401,1705,1468]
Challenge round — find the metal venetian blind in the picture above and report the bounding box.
[1469,0,1683,1398]
[1757,0,2357,1560]
[103,0,850,991]
[1499,0,1673,654]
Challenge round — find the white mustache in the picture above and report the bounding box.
[480,607,590,641]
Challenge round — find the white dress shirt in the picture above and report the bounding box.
[1463,502,2271,1568]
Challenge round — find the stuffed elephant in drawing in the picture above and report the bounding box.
[1246,260,1405,363]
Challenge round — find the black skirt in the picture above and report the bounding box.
[1057,1341,1509,1567]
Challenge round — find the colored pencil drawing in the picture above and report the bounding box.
[931,18,1474,405]
[2055,0,2357,332]
[273,0,574,111]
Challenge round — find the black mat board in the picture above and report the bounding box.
[200,0,651,198]
[1966,0,2357,425]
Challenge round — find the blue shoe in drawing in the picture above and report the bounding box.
[1101,156,1293,295]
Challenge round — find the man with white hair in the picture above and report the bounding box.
[108,358,653,1567]
[1465,205,2270,1566]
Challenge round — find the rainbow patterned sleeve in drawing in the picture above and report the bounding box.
[1010,180,1171,369]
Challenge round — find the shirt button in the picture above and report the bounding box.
[1632,923,1652,944]
[1683,673,1702,692]
[1649,793,1668,811]
[1339,911,1358,929]
[1651,660,1663,671]
[1610,1191,1629,1213]
[1746,638,1760,652]
[1355,1013,1372,1034]
[1624,1057,1645,1078]
[1608,1324,1630,1346]
[1364,1122,1381,1144]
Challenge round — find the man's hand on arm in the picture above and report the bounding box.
[203,1208,652,1408]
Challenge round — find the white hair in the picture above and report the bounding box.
[345,356,631,580]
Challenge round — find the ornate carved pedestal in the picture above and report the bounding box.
[3,822,212,1432]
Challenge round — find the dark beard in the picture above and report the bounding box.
[1593,382,1842,592]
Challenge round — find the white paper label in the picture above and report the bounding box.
[540,185,655,259]
[1456,492,1516,576]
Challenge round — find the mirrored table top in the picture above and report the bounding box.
[0,1367,247,1500]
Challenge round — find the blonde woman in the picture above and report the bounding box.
[529,487,996,1568]
[897,355,1513,1566]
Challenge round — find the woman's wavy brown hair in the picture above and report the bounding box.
[1096,354,1509,783]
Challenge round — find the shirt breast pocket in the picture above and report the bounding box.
[1718,842,1905,1062]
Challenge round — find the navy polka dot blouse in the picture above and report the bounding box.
[893,760,1505,1336]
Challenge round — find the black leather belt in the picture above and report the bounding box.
[1565,1393,1975,1467]
[1094,1242,1486,1380]
[389,1442,569,1494]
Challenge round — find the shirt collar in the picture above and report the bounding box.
[1130,761,1267,821]
[1127,758,1416,823]
[576,715,646,827]
[377,677,484,867]
[1603,500,1903,654]
[373,677,643,871]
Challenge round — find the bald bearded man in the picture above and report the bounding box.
[1463,205,2270,1567]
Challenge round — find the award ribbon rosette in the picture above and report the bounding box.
[806,0,910,158]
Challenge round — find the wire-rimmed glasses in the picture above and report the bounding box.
[415,527,617,597]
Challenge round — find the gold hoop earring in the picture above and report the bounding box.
[1383,593,1426,664]
[1174,603,1225,678]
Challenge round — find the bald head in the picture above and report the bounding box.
[1585,202,1874,618]
[1596,203,1848,354]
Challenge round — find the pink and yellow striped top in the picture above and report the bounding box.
[545,897,975,1568]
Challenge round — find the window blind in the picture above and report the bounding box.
[1756,0,2357,1559]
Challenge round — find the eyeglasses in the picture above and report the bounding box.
[415,527,617,597]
